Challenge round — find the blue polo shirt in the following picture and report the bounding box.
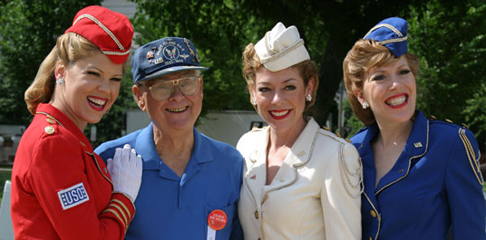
[95,123,244,240]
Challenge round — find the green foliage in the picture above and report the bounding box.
[408,0,486,148]
[463,83,486,145]
[343,98,365,139]
[0,0,101,125]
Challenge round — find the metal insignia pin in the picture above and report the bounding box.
[414,142,423,148]
[44,126,55,135]
[146,51,154,59]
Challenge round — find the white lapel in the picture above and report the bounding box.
[261,118,319,202]
[243,128,270,207]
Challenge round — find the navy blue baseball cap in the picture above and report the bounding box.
[131,37,208,84]
[363,17,408,57]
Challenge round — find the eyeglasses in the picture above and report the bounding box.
[146,76,201,101]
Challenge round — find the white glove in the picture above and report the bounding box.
[107,144,143,203]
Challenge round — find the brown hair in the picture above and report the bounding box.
[343,39,420,126]
[242,43,319,111]
[24,33,102,115]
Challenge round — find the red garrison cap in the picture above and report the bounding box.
[65,5,134,64]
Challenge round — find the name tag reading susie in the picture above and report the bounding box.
[207,209,227,240]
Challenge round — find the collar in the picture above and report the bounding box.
[354,111,429,194]
[244,117,319,204]
[135,123,214,171]
[248,117,318,167]
[35,103,92,152]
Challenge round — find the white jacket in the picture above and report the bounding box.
[237,117,362,240]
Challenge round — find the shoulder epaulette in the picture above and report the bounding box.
[458,128,483,185]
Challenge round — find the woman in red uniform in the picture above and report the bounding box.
[10,6,142,240]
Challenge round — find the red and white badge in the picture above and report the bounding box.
[206,209,227,240]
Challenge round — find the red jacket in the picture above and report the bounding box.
[11,103,134,240]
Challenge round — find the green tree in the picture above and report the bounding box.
[0,0,101,125]
[408,1,486,149]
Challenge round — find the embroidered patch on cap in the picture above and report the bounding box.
[131,37,208,83]
[57,182,90,210]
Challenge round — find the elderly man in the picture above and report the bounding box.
[95,37,243,240]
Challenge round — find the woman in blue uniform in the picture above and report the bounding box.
[343,17,485,240]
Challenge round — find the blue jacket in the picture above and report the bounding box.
[351,111,485,240]
[95,123,244,240]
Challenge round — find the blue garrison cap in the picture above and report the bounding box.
[363,17,408,57]
[131,37,208,84]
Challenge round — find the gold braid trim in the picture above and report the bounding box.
[458,128,483,185]
[102,209,127,230]
[339,143,364,198]
[112,199,132,220]
[260,39,305,64]
[108,203,128,228]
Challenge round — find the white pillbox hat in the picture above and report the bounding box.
[254,22,310,72]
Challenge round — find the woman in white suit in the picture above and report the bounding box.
[237,22,362,240]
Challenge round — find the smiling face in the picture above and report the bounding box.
[133,70,203,134]
[252,67,313,133]
[356,56,416,126]
[51,51,123,130]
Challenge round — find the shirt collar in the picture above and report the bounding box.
[36,103,92,152]
[135,124,214,170]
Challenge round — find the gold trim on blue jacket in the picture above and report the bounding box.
[351,111,485,240]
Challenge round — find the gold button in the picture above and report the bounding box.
[369,237,373,240]
[254,210,259,219]
[44,126,55,135]
[370,210,377,218]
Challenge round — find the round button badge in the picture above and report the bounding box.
[207,209,227,230]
